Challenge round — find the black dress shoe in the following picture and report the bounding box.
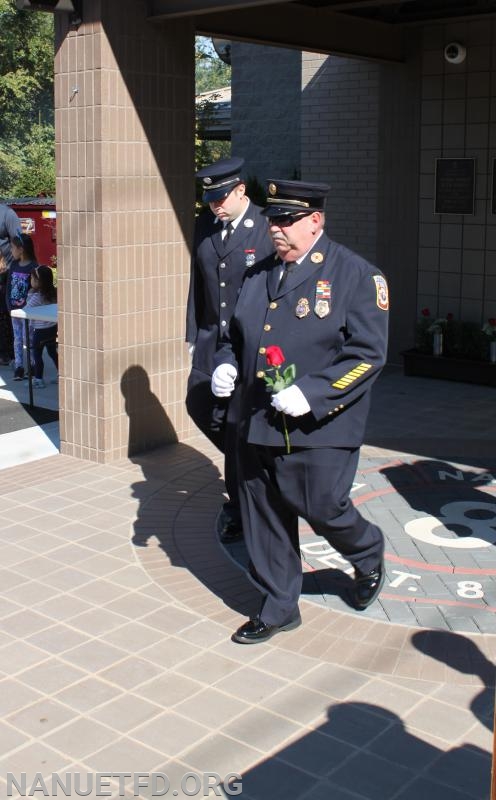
[216,508,243,544]
[232,612,301,644]
[353,559,385,610]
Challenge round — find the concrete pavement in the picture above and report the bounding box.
[0,367,494,799]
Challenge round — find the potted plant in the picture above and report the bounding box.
[482,318,496,363]
[402,309,496,386]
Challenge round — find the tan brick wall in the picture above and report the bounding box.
[55,0,196,461]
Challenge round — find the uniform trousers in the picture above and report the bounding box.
[238,443,384,626]
[186,367,240,520]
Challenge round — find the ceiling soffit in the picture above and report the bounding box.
[149,2,404,62]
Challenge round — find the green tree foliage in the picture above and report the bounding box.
[195,37,231,94]
[11,122,55,196]
[195,37,231,205]
[0,0,54,197]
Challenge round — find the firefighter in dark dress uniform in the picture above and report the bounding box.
[212,179,389,643]
[185,157,273,542]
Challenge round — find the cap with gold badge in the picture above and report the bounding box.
[196,156,245,203]
[262,179,330,218]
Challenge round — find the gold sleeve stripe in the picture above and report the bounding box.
[332,363,372,389]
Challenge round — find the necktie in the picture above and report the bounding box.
[223,223,234,243]
[278,261,295,291]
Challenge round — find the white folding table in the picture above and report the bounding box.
[10,304,58,407]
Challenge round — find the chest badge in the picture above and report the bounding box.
[295,298,310,318]
[311,252,324,264]
[245,249,256,267]
[314,299,330,318]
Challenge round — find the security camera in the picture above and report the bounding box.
[444,42,466,65]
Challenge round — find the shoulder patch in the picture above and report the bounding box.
[373,275,389,311]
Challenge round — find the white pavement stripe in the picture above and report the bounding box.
[0,421,60,471]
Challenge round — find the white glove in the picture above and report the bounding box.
[187,343,195,356]
[271,384,311,417]
[211,363,238,397]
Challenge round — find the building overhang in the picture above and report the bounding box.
[148,1,405,62]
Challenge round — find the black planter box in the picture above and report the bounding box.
[402,349,496,387]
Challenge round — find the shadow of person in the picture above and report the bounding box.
[235,701,491,800]
[412,629,495,731]
[121,365,178,456]
[120,365,261,619]
[381,459,496,548]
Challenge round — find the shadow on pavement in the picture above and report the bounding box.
[235,700,490,800]
[121,365,261,618]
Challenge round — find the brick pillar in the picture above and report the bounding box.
[55,0,195,461]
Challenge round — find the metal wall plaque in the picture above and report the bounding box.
[434,158,475,215]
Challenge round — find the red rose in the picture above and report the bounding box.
[447,313,454,321]
[421,308,430,317]
[265,345,285,368]
[490,318,496,327]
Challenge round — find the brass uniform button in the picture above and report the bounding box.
[259,347,266,355]
[263,324,271,331]
[256,370,265,378]
[269,302,278,309]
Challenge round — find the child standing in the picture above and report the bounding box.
[26,265,58,388]
[7,233,38,380]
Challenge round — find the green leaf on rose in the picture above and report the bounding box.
[283,364,296,383]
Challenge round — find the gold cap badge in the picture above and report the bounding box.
[268,183,277,196]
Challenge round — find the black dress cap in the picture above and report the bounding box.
[196,156,245,202]
[262,179,330,217]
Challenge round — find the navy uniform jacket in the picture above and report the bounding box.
[215,233,389,448]
[185,202,273,376]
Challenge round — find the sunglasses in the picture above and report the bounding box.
[268,212,312,228]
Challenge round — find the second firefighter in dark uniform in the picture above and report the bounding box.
[212,179,389,643]
[185,157,273,541]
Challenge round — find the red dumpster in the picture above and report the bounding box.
[6,196,56,267]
